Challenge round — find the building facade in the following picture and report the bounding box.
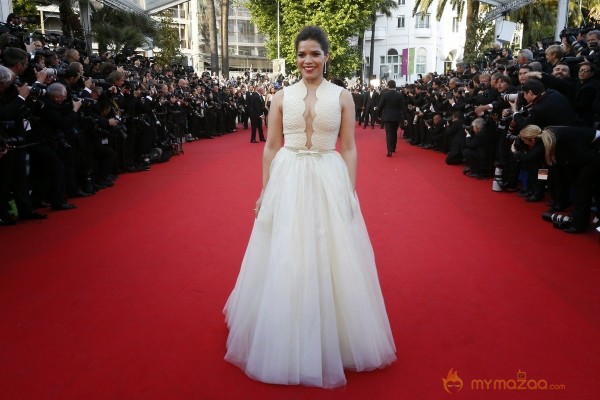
[364,0,467,85]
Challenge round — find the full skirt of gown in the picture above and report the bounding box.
[224,147,396,388]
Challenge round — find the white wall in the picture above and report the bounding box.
[364,0,466,85]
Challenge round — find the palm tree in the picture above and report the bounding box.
[220,0,231,78]
[60,0,84,38]
[507,1,556,47]
[368,0,398,80]
[91,6,156,55]
[206,0,220,75]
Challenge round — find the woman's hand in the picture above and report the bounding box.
[255,192,263,219]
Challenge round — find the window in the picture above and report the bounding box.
[397,0,405,5]
[452,17,460,33]
[416,48,427,74]
[397,16,405,29]
[415,13,430,29]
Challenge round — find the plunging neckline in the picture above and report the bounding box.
[299,79,326,150]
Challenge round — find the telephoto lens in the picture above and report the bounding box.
[542,212,572,224]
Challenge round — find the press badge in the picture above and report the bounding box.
[538,169,548,180]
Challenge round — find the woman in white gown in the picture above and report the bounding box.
[224,26,396,388]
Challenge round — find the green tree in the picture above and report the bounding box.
[91,6,156,55]
[462,12,495,65]
[368,0,398,80]
[246,0,380,78]
[154,13,183,69]
[12,0,46,31]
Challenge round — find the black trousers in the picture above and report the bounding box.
[384,122,399,153]
[569,154,600,229]
[28,143,66,206]
[0,148,34,217]
[250,116,265,141]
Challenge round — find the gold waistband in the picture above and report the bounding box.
[284,147,335,156]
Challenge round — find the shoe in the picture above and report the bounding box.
[21,211,48,220]
[548,204,568,212]
[462,167,471,175]
[68,189,93,198]
[97,180,115,187]
[562,226,585,233]
[32,201,50,208]
[94,183,107,191]
[51,203,77,211]
[387,152,392,157]
[260,139,267,142]
[127,165,141,173]
[517,190,531,197]
[250,139,258,143]
[467,172,485,180]
[525,194,543,202]
[0,216,16,226]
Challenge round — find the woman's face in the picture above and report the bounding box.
[296,39,328,80]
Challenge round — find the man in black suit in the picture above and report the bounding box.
[239,85,250,129]
[377,80,404,157]
[351,87,364,125]
[363,86,380,129]
[249,86,266,143]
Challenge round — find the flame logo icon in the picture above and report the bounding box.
[443,368,464,394]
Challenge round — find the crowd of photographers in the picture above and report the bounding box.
[351,27,600,234]
[2,14,599,233]
[0,15,286,226]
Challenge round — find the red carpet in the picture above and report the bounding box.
[1,125,598,399]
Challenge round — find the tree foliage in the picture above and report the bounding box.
[154,13,184,68]
[462,5,495,64]
[246,0,381,78]
[91,6,156,55]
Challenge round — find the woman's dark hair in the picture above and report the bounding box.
[294,26,329,55]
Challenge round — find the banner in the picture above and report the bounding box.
[401,48,408,75]
[408,48,415,75]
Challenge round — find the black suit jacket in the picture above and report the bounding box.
[377,89,404,122]
[551,126,598,165]
[248,92,264,119]
[364,91,380,110]
[519,89,576,130]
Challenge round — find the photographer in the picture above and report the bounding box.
[0,65,47,224]
[510,79,576,133]
[573,62,599,126]
[543,125,600,233]
[28,82,78,210]
[511,125,551,202]
[543,45,565,74]
[529,62,576,102]
[462,117,494,179]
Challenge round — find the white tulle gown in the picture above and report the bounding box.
[224,79,396,388]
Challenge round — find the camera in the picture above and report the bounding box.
[542,212,572,224]
[44,67,65,77]
[502,93,519,103]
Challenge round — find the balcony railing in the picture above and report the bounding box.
[365,28,387,41]
[228,33,268,44]
[413,27,432,38]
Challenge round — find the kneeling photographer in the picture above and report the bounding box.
[511,125,553,202]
